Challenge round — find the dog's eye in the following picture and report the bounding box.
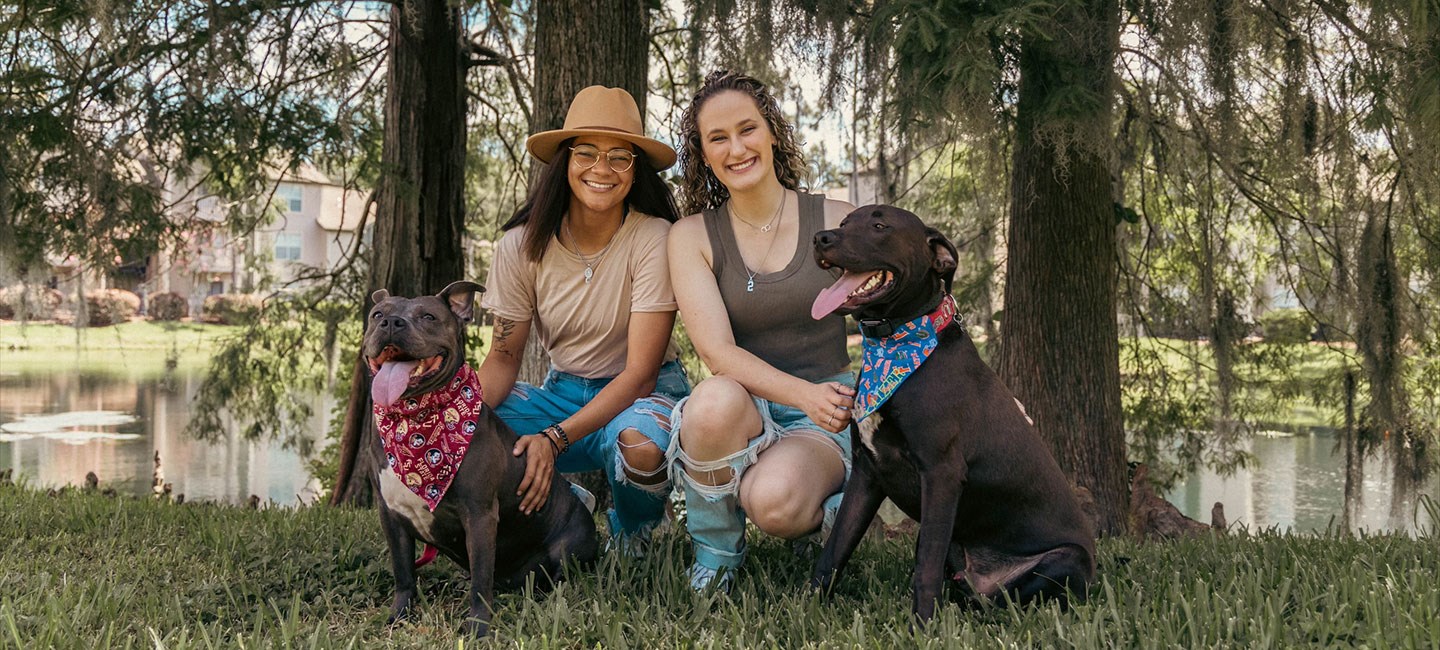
[872,222,888,230]
[422,313,436,321]
[370,310,381,319]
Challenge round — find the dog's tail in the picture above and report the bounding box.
[414,544,439,568]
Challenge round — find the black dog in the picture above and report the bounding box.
[809,206,1095,622]
[365,281,598,637]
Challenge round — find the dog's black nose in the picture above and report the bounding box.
[379,316,408,331]
[815,230,838,249]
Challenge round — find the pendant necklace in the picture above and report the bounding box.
[732,190,785,233]
[565,218,620,284]
[736,192,787,293]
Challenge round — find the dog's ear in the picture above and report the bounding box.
[925,228,959,292]
[370,289,390,305]
[438,281,485,324]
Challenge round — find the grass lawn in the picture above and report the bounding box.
[0,320,241,377]
[3,484,1438,649]
[0,320,238,353]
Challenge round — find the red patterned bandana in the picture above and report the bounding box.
[373,363,484,511]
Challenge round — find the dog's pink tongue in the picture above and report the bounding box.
[372,360,419,408]
[812,271,872,320]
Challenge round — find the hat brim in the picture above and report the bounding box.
[526,129,677,170]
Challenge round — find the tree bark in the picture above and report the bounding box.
[332,0,467,505]
[997,0,1129,535]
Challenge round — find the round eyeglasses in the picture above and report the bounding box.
[570,145,636,173]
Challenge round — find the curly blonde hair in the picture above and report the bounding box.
[677,70,807,215]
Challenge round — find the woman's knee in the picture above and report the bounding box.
[677,377,757,457]
[742,474,823,538]
[617,428,666,483]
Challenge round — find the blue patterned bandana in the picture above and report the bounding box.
[853,295,959,421]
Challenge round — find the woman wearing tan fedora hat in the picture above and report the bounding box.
[666,71,858,592]
[477,85,688,555]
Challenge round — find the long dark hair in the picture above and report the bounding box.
[503,140,680,262]
[677,70,807,215]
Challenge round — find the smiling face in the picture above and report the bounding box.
[363,282,481,408]
[697,90,778,194]
[811,206,958,322]
[567,135,636,218]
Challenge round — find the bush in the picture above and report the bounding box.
[1259,307,1313,345]
[147,292,189,321]
[203,293,262,325]
[0,285,64,320]
[82,289,141,327]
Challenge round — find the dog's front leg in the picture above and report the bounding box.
[461,501,500,638]
[811,449,885,594]
[378,503,417,624]
[912,461,965,624]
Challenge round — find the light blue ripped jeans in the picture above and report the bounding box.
[668,371,855,572]
[496,360,691,537]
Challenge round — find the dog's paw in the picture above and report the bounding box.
[385,599,413,626]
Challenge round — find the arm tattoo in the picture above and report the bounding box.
[492,317,522,360]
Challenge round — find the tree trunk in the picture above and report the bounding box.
[533,0,650,133]
[332,0,467,505]
[997,0,1129,535]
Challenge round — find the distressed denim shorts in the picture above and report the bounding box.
[668,371,856,500]
[496,360,691,533]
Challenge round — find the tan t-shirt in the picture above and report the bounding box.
[482,210,679,379]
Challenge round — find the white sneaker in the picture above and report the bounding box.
[687,563,734,593]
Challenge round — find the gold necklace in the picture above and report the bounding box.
[564,219,620,284]
[731,190,785,233]
[736,192,787,293]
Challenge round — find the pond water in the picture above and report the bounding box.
[2,351,1435,531]
[1166,430,1438,535]
[0,350,326,506]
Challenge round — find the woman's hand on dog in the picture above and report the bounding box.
[513,434,556,514]
[801,381,856,433]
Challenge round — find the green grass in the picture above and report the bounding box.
[0,320,237,353]
[3,484,1439,648]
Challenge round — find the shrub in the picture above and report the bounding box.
[82,289,140,327]
[203,293,262,325]
[1259,307,1313,345]
[0,285,63,320]
[147,292,189,321]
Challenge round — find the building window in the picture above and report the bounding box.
[278,184,303,213]
[208,281,225,296]
[275,233,303,261]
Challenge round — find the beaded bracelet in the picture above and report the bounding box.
[544,423,570,454]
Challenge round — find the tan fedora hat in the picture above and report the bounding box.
[525,86,677,170]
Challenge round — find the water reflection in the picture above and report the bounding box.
[0,351,323,506]
[1166,431,1438,534]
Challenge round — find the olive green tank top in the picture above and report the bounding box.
[703,190,850,382]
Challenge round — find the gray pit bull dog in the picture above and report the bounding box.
[365,281,598,638]
[809,206,1096,622]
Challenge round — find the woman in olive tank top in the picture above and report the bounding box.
[667,71,858,592]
